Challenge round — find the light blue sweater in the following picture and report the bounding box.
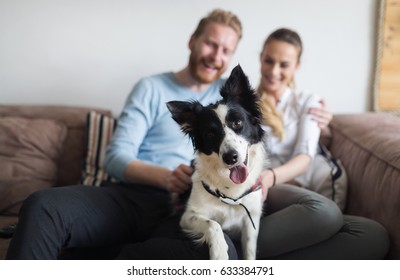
[105,72,225,181]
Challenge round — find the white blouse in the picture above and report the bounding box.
[262,87,321,174]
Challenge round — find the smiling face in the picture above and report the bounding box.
[188,22,239,84]
[259,39,300,95]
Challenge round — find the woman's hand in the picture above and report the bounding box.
[260,169,275,202]
[309,99,332,130]
[163,164,193,193]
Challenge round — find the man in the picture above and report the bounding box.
[7,9,333,259]
[104,9,242,197]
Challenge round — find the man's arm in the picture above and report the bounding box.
[105,78,193,193]
[124,161,192,193]
[309,99,333,130]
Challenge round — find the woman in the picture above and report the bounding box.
[256,28,389,259]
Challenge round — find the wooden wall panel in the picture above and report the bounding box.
[375,0,400,111]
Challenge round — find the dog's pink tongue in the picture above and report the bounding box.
[229,164,249,184]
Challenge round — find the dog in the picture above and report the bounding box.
[166,65,266,260]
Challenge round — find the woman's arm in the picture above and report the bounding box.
[260,91,322,201]
[260,153,311,201]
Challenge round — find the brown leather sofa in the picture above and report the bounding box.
[0,105,399,259]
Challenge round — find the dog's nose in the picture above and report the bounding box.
[222,150,238,165]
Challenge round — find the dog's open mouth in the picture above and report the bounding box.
[229,148,249,184]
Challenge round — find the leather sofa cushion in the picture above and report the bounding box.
[0,117,67,215]
[0,105,112,186]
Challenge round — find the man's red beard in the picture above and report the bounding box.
[188,54,225,84]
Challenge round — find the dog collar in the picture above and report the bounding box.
[201,177,263,230]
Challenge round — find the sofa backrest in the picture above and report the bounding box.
[0,105,112,186]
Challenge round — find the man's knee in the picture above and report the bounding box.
[20,189,54,213]
[20,188,72,219]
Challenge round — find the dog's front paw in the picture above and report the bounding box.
[209,241,229,260]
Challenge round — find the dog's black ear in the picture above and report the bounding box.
[220,64,263,124]
[220,64,253,102]
[166,100,202,135]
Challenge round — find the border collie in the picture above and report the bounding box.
[167,65,266,260]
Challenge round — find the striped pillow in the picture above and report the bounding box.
[81,111,118,186]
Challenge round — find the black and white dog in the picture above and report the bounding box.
[167,65,266,260]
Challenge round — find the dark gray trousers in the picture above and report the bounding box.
[6,184,389,260]
[118,184,389,260]
[257,184,389,259]
[6,184,173,259]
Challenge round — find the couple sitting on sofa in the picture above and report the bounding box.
[6,9,389,260]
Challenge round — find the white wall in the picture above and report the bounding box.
[0,0,380,116]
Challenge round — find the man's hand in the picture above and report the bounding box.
[163,164,193,193]
[309,99,333,130]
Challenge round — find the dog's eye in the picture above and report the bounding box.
[232,120,242,130]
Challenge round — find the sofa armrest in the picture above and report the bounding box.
[328,113,400,259]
